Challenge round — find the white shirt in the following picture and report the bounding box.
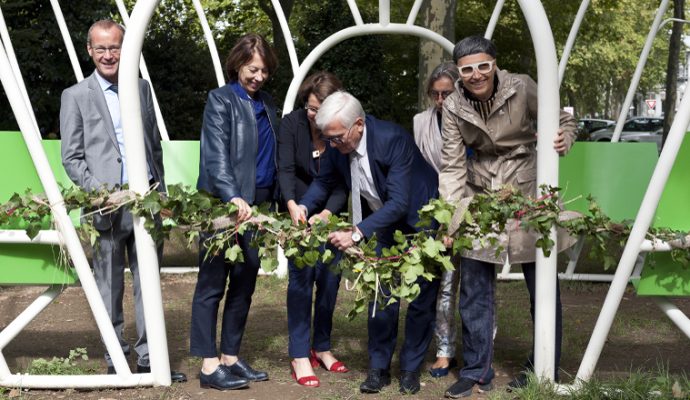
[350,124,383,212]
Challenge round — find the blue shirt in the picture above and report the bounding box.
[230,82,275,189]
[94,72,152,185]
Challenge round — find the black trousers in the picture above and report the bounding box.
[189,187,272,357]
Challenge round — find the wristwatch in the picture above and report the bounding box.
[351,230,363,243]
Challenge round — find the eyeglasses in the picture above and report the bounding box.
[304,105,319,114]
[430,90,454,100]
[458,60,495,78]
[320,122,356,145]
[91,46,121,55]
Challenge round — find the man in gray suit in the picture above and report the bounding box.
[60,19,185,382]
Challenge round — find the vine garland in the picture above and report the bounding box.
[1,184,689,318]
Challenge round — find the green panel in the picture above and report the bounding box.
[162,141,199,187]
[0,244,78,285]
[0,131,78,285]
[638,134,690,296]
[559,142,658,222]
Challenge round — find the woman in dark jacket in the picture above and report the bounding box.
[277,72,348,387]
[190,33,279,391]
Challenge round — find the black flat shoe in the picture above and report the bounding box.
[360,368,391,394]
[200,365,250,390]
[429,358,458,378]
[445,377,493,398]
[226,359,269,382]
[136,364,188,383]
[399,370,421,394]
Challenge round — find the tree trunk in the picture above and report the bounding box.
[417,0,456,111]
[662,0,685,148]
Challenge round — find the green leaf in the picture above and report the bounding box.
[225,244,243,263]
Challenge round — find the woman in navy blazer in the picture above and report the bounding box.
[277,72,348,387]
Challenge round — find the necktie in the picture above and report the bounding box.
[350,155,362,225]
[109,84,118,94]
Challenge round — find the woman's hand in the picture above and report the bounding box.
[308,209,331,225]
[231,197,252,223]
[287,200,307,225]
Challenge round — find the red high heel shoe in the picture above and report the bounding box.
[310,349,349,373]
[291,360,320,387]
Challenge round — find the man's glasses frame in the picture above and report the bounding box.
[319,121,357,145]
[91,46,122,55]
[458,59,495,78]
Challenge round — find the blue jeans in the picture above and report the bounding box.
[457,258,562,384]
[287,245,342,358]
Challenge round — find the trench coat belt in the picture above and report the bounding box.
[473,144,536,189]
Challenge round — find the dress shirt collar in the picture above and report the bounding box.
[94,70,117,92]
[352,122,368,158]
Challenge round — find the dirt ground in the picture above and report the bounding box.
[1,270,690,400]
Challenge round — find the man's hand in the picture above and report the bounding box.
[230,197,252,223]
[329,228,357,251]
[442,236,454,249]
[553,128,569,155]
[308,209,331,225]
[287,200,307,225]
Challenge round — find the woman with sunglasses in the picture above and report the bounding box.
[191,33,279,391]
[412,61,462,379]
[277,72,349,387]
[439,35,576,398]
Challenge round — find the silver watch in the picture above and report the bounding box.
[351,230,363,243]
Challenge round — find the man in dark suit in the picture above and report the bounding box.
[298,91,440,395]
[60,19,185,382]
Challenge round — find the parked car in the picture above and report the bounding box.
[620,127,663,152]
[589,117,663,142]
[576,118,614,141]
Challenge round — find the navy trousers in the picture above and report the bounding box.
[286,245,342,358]
[189,188,272,358]
[367,240,440,372]
[458,258,562,384]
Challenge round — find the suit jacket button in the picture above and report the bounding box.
[117,157,122,163]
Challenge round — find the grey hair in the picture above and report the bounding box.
[87,20,125,46]
[426,61,460,96]
[315,91,365,131]
[452,35,497,63]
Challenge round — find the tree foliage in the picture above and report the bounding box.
[0,1,676,137]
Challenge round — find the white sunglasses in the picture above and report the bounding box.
[458,60,495,78]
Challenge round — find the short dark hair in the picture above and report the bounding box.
[297,71,343,105]
[452,35,497,63]
[225,33,279,82]
[426,61,459,97]
[87,20,125,46]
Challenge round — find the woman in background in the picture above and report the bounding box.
[277,72,348,387]
[412,61,462,378]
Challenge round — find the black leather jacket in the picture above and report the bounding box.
[197,84,279,204]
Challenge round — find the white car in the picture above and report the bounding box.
[589,117,663,145]
[620,127,663,152]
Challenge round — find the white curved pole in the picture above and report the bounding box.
[379,0,390,27]
[114,0,169,141]
[485,0,505,40]
[119,0,170,387]
[406,0,424,25]
[190,0,225,87]
[49,0,84,82]
[282,24,454,114]
[0,6,40,136]
[517,0,560,382]
[346,0,365,26]
[270,0,299,76]
[611,0,670,142]
[0,39,131,383]
[558,0,590,86]
[575,45,690,383]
